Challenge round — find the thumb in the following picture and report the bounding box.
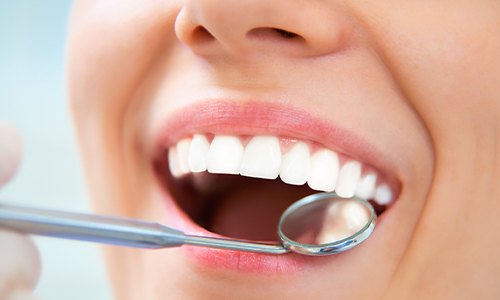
[0,124,41,298]
[0,123,22,186]
[0,231,41,299]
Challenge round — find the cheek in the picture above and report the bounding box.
[362,2,500,128]
[67,1,180,120]
[66,1,182,216]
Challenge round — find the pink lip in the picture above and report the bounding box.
[152,100,400,274]
[154,100,398,184]
[161,190,317,273]
[160,189,344,274]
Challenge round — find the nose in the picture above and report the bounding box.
[175,0,350,58]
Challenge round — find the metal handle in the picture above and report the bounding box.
[0,203,288,254]
[0,203,186,249]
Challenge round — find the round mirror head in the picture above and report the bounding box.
[278,192,376,256]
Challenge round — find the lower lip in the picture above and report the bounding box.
[158,191,397,276]
[159,190,386,275]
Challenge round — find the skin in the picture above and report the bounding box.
[0,124,40,300]
[64,0,500,299]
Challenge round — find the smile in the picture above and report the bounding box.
[152,100,401,273]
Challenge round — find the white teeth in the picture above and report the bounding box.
[374,184,393,205]
[240,136,281,179]
[335,161,361,198]
[355,173,377,199]
[307,149,340,192]
[279,142,310,185]
[188,134,210,172]
[207,135,244,174]
[176,138,192,174]
[168,134,394,204]
[168,147,183,178]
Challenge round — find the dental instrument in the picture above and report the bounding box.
[0,193,376,256]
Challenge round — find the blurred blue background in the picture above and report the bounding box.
[0,1,112,299]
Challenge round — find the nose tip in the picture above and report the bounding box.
[175,0,350,58]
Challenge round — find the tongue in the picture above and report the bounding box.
[209,179,312,241]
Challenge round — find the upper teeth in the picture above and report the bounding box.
[168,134,394,206]
[279,141,310,185]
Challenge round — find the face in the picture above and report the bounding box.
[67,1,500,299]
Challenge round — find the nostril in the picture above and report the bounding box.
[247,27,305,43]
[273,28,299,39]
[191,26,215,44]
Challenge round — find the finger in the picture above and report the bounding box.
[0,123,22,186]
[0,231,41,300]
[0,124,39,299]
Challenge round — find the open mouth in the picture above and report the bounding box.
[156,134,395,242]
[152,102,400,248]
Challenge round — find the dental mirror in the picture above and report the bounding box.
[0,192,376,256]
[278,192,376,255]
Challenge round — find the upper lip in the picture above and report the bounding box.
[152,99,400,190]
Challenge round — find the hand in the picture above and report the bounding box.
[0,124,41,300]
